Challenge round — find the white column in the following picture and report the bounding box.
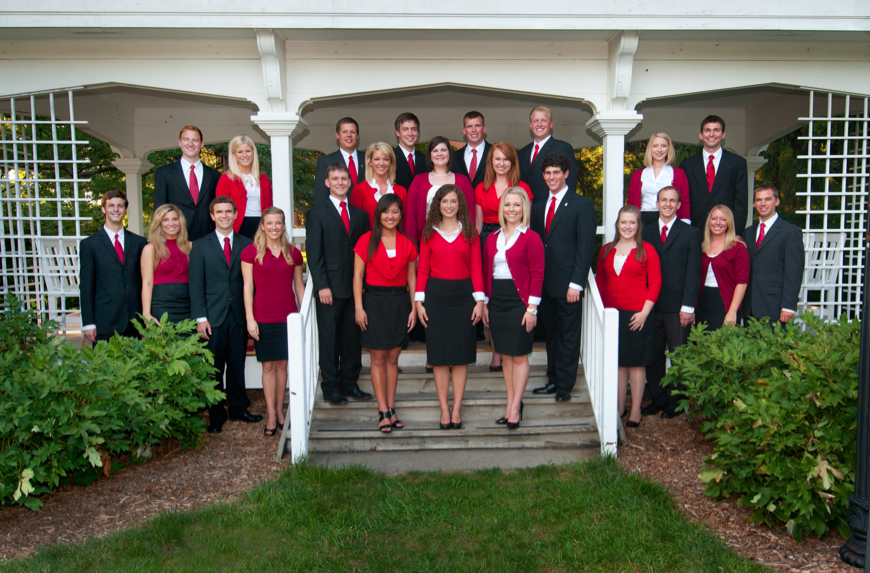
[586,111,643,242]
[743,155,769,229]
[111,157,154,236]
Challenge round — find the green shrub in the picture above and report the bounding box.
[0,294,223,510]
[663,314,859,541]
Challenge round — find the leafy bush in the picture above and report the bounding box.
[0,294,223,510]
[663,314,859,541]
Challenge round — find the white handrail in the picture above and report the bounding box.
[580,269,620,456]
[277,272,319,461]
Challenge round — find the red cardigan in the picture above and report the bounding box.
[699,241,750,311]
[627,167,691,221]
[405,173,475,246]
[349,181,409,227]
[216,173,273,233]
[416,231,484,296]
[482,228,544,308]
[595,243,662,312]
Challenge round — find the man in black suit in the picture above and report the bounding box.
[519,106,578,206]
[313,117,366,207]
[393,112,429,190]
[189,196,261,433]
[530,153,597,401]
[154,125,220,241]
[680,115,749,236]
[80,190,147,344]
[640,186,702,419]
[452,111,490,190]
[306,163,372,405]
[742,184,805,325]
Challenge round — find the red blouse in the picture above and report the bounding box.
[241,243,303,323]
[216,173,274,233]
[699,241,750,311]
[349,181,409,227]
[595,243,662,312]
[153,239,189,285]
[474,181,533,224]
[353,232,418,287]
[416,229,484,296]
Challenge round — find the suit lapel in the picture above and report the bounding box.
[172,161,197,208]
[326,203,349,237]
[207,233,230,267]
[661,221,677,254]
[97,230,123,266]
[710,152,734,198]
[230,235,245,267]
[756,218,781,253]
[547,192,573,236]
[530,139,554,170]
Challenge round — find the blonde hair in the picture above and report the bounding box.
[529,106,553,122]
[643,132,676,167]
[226,135,260,181]
[148,204,191,268]
[702,205,745,252]
[364,142,397,184]
[497,186,531,230]
[253,207,297,266]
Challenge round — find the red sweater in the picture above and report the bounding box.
[475,181,533,224]
[349,181,409,228]
[595,243,662,312]
[405,173,475,246]
[353,232,417,287]
[699,241,750,311]
[482,228,544,308]
[416,230,484,296]
[216,173,273,233]
[627,167,691,221]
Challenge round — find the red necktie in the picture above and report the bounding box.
[348,155,357,185]
[189,165,200,204]
[408,152,415,176]
[661,225,668,244]
[532,144,540,164]
[223,237,231,266]
[756,222,765,249]
[706,155,715,192]
[545,196,556,235]
[340,201,350,233]
[114,233,124,263]
[469,148,478,181]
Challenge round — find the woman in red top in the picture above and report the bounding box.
[141,204,192,324]
[697,205,749,330]
[416,185,485,430]
[596,205,661,428]
[482,187,544,429]
[627,132,691,227]
[353,194,418,433]
[406,136,475,246]
[349,142,408,228]
[241,207,305,436]
[216,135,273,238]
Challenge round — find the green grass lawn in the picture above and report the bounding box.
[1,457,771,573]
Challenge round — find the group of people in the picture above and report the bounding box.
[78,110,804,439]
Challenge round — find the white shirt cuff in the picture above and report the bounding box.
[569,282,583,292]
[484,296,490,305]
[528,296,542,306]
[782,308,796,315]
[414,292,425,302]
[196,317,208,323]
[680,306,695,314]
[472,292,485,302]
[82,324,96,332]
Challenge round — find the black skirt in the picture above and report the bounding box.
[151,282,191,323]
[361,285,410,350]
[489,279,534,356]
[479,222,501,257]
[640,210,659,228]
[696,287,742,331]
[618,308,654,367]
[255,321,288,362]
[424,277,477,366]
[238,216,260,239]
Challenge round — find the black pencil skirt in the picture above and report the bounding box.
[696,287,742,331]
[238,216,260,239]
[254,322,288,362]
[618,309,654,367]
[361,285,411,350]
[151,282,191,323]
[489,279,534,356]
[424,277,477,366]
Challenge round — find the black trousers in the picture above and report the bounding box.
[645,309,689,408]
[316,296,362,396]
[540,291,582,392]
[206,316,250,421]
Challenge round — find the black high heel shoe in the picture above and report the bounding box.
[496,417,508,425]
[387,407,403,429]
[440,413,451,430]
[520,401,524,420]
[507,420,520,430]
[450,413,462,430]
[625,416,642,428]
[498,401,524,425]
[378,411,393,433]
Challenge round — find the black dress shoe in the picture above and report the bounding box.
[532,383,557,395]
[661,407,683,419]
[229,411,264,423]
[495,417,508,425]
[555,389,571,402]
[489,364,503,372]
[626,417,642,428]
[641,403,666,416]
[207,419,224,434]
[324,392,349,405]
[343,386,373,401]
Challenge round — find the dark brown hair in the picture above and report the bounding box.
[602,205,646,263]
[335,117,359,133]
[425,136,453,172]
[700,115,726,132]
[394,112,420,132]
[421,184,476,243]
[101,189,128,209]
[367,194,411,261]
[209,195,237,214]
[754,183,780,200]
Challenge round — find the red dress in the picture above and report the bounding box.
[241,244,303,323]
[153,239,189,285]
[349,181,409,228]
[474,181,533,224]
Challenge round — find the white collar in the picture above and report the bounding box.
[497,226,527,249]
[328,193,349,210]
[533,134,552,148]
[642,164,673,182]
[340,148,357,164]
[103,225,124,240]
[658,217,677,232]
[547,186,569,204]
[759,212,779,229]
[434,222,463,242]
[215,229,234,244]
[465,141,485,156]
[703,147,723,162]
[371,179,394,198]
[180,157,202,170]
[398,143,415,157]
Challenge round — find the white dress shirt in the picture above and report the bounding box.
[543,186,582,292]
[530,135,551,163]
[328,193,349,216]
[425,184,444,217]
[704,255,720,288]
[180,157,203,191]
[82,226,127,332]
[486,227,542,306]
[640,165,673,212]
[658,217,695,314]
[242,173,261,217]
[702,147,723,175]
[196,229,235,323]
[464,142,485,174]
[371,179,395,202]
[614,254,628,276]
[340,148,360,175]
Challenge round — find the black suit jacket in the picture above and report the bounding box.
[452,141,490,190]
[305,201,370,300]
[742,216,805,321]
[641,219,702,313]
[681,150,748,236]
[154,161,220,241]
[393,146,430,191]
[313,150,366,207]
[188,232,253,328]
[519,138,579,205]
[79,229,147,337]
[531,191,597,297]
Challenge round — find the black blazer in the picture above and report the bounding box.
[519,138,579,205]
[393,146,430,191]
[742,216,805,321]
[154,161,220,241]
[313,150,366,207]
[188,232,253,328]
[530,192,597,297]
[79,229,147,337]
[452,141,490,190]
[641,219,702,313]
[681,150,748,236]
[305,200,370,300]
